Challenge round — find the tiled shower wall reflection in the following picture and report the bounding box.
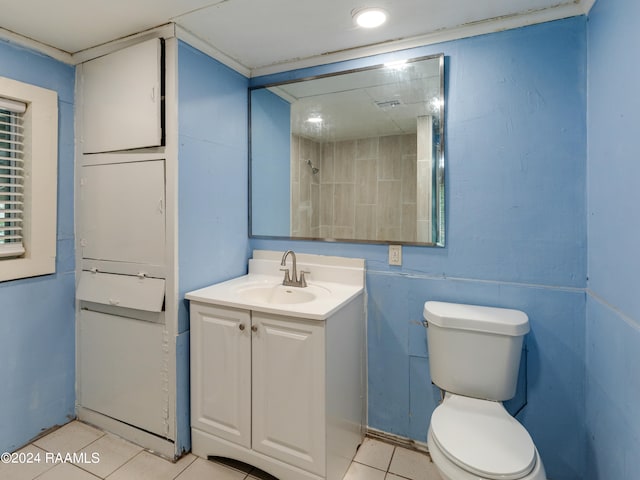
[291,133,419,241]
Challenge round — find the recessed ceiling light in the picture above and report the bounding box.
[307,116,323,123]
[352,7,388,29]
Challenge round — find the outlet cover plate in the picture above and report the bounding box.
[389,245,402,266]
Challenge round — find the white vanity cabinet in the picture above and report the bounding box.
[188,251,366,480]
[190,303,330,478]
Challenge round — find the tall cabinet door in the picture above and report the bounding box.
[79,160,165,266]
[78,310,168,437]
[251,313,326,476]
[191,304,251,448]
[81,38,162,153]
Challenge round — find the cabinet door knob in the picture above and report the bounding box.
[239,324,245,331]
[251,325,258,332]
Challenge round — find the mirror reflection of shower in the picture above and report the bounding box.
[306,158,320,175]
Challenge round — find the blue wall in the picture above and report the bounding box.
[178,41,251,329]
[251,17,587,480]
[0,40,76,451]
[250,88,291,236]
[586,0,640,477]
[177,41,251,451]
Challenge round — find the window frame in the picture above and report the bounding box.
[0,76,58,282]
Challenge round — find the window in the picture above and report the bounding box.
[0,97,26,258]
[0,76,58,282]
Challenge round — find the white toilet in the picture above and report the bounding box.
[423,301,547,480]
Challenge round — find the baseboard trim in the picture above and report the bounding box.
[77,407,176,460]
[365,427,429,454]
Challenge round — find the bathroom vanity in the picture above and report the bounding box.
[186,250,366,480]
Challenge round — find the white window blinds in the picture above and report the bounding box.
[0,97,26,258]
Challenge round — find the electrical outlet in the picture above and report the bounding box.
[388,245,402,266]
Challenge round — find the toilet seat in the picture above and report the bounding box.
[430,394,536,480]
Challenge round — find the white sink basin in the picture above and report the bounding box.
[185,251,365,320]
[235,283,329,305]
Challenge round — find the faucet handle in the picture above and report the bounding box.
[279,267,291,285]
[299,270,310,287]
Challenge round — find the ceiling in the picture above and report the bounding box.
[0,0,593,76]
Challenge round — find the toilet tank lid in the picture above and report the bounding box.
[423,301,529,336]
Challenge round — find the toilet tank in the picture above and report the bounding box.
[424,301,529,401]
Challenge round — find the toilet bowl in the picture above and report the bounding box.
[423,301,547,480]
[427,394,546,480]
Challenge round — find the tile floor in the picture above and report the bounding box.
[1,421,442,480]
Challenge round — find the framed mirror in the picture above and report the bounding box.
[249,53,445,246]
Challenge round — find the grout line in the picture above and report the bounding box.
[103,449,146,479]
[352,459,388,472]
[386,446,397,474]
[170,454,197,480]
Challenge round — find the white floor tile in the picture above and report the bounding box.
[33,422,104,455]
[13,424,446,480]
[36,462,101,480]
[0,445,55,480]
[106,451,196,480]
[248,469,279,480]
[74,433,143,478]
[353,438,395,471]
[343,462,386,480]
[388,447,440,480]
[175,457,246,480]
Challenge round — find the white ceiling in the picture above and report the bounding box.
[0,0,594,76]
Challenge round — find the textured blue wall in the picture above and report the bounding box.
[178,41,251,331]
[586,0,640,478]
[177,41,251,451]
[250,88,291,235]
[251,17,587,480]
[0,40,75,451]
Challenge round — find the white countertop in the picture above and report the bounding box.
[185,273,363,320]
[185,250,366,321]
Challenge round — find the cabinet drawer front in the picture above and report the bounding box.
[251,313,326,476]
[191,303,251,448]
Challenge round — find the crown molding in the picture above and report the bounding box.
[250,2,587,77]
[0,27,73,64]
[70,24,175,64]
[174,25,251,78]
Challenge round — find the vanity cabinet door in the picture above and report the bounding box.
[191,304,251,448]
[251,313,326,476]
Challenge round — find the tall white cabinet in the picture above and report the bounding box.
[75,33,185,458]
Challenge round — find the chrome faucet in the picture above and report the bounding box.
[280,250,309,287]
